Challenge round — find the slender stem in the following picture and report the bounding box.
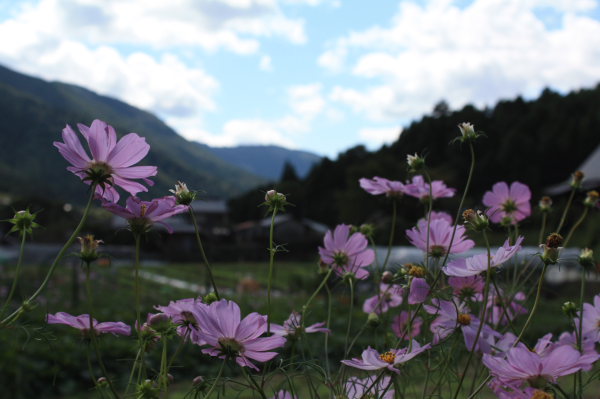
[576,270,586,399]
[324,282,332,379]
[134,234,142,336]
[345,321,368,358]
[301,268,333,327]
[125,348,141,395]
[241,366,267,399]
[452,230,493,399]
[564,207,588,248]
[0,233,27,318]
[557,187,576,234]
[188,207,219,299]
[515,263,548,344]
[204,359,226,398]
[344,277,355,354]
[358,371,385,399]
[160,336,169,394]
[266,207,278,333]
[381,199,397,271]
[538,212,548,245]
[423,172,434,269]
[1,185,96,326]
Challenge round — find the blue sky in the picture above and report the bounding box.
[1,0,599,158]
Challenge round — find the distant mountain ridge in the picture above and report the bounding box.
[0,64,276,203]
[204,145,321,180]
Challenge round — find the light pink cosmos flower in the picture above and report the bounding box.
[47,312,130,336]
[194,299,286,370]
[443,237,524,277]
[359,177,406,197]
[318,224,375,280]
[155,297,204,344]
[270,311,330,337]
[408,277,429,305]
[404,175,456,200]
[482,182,531,224]
[578,294,600,343]
[486,290,527,326]
[392,311,423,341]
[341,342,430,373]
[448,275,485,301]
[103,195,188,233]
[557,331,600,371]
[269,391,297,399]
[344,376,395,399]
[406,218,474,257]
[53,119,157,202]
[362,283,403,314]
[418,211,453,225]
[482,344,586,386]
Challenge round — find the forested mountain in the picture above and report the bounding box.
[0,64,265,203]
[230,86,600,232]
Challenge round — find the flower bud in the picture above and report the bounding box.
[77,234,103,264]
[148,313,172,334]
[381,271,394,284]
[538,196,552,213]
[462,209,489,231]
[97,377,108,387]
[169,181,196,205]
[540,233,563,265]
[584,190,599,208]
[137,379,160,399]
[203,292,218,305]
[358,224,375,239]
[571,171,584,189]
[457,122,479,142]
[562,301,578,318]
[367,312,380,327]
[578,248,595,270]
[263,189,288,211]
[167,374,174,385]
[406,153,425,172]
[8,209,40,236]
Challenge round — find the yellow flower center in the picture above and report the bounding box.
[140,204,148,217]
[407,264,426,277]
[457,313,471,326]
[530,389,554,399]
[379,351,396,364]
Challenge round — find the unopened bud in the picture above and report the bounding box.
[584,190,599,208]
[462,209,489,231]
[167,374,174,385]
[137,379,159,399]
[8,209,40,236]
[358,224,375,238]
[97,377,108,387]
[562,301,578,318]
[578,248,595,269]
[367,312,380,327]
[406,153,425,172]
[169,181,196,205]
[193,376,206,389]
[539,196,552,212]
[571,171,584,189]
[263,189,288,211]
[203,292,218,305]
[457,122,479,142]
[381,271,394,284]
[148,313,171,334]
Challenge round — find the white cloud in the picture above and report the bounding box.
[288,83,325,118]
[259,55,273,71]
[358,126,402,148]
[320,0,600,123]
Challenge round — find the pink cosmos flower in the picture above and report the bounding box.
[443,237,524,277]
[270,311,330,337]
[53,119,157,202]
[47,312,130,336]
[362,283,403,314]
[318,224,375,280]
[424,299,498,352]
[483,344,586,386]
[269,391,297,399]
[155,297,204,344]
[194,299,286,370]
[578,294,600,342]
[406,218,474,257]
[344,376,395,399]
[102,195,188,233]
[359,177,406,197]
[408,277,429,305]
[391,311,423,341]
[482,182,531,224]
[557,331,600,371]
[404,175,456,200]
[486,290,527,326]
[341,342,430,374]
[448,275,485,301]
[418,211,453,225]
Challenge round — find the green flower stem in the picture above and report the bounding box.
[563,207,588,248]
[324,282,332,379]
[576,270,586,399]
[514,262,548,345]
[241,365,267,399]
[452,230,493,399]
[204,359,226,398]
[266,207,278,333]
[557,187,576,234]
[423,171,434,269]
[188,207,220,299]
[1,185,96,326]
[125,348,141,396]
[0,232,27,318]
[538,212,548,245]
[301,268,333,328]
[133,233,142,337]
[345,320,368,358]
[381,199,397,271]
[344,277,355,355]
[160,336,169,394]
[85,264,120,399]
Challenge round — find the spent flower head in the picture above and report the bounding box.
[578,248,595,269]
[76,234,103,264]
[540,233,563,265]
[584,190,599,208]
[539,196,553,213]
[7,209,40,237]
[169,181,196,205]
[571,170,585,189]
[462,209,489,231]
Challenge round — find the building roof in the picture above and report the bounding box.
[546,144,600,195]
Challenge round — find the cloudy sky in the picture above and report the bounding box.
[1,0,599,157]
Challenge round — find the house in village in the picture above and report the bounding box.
[546,144,600,194]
